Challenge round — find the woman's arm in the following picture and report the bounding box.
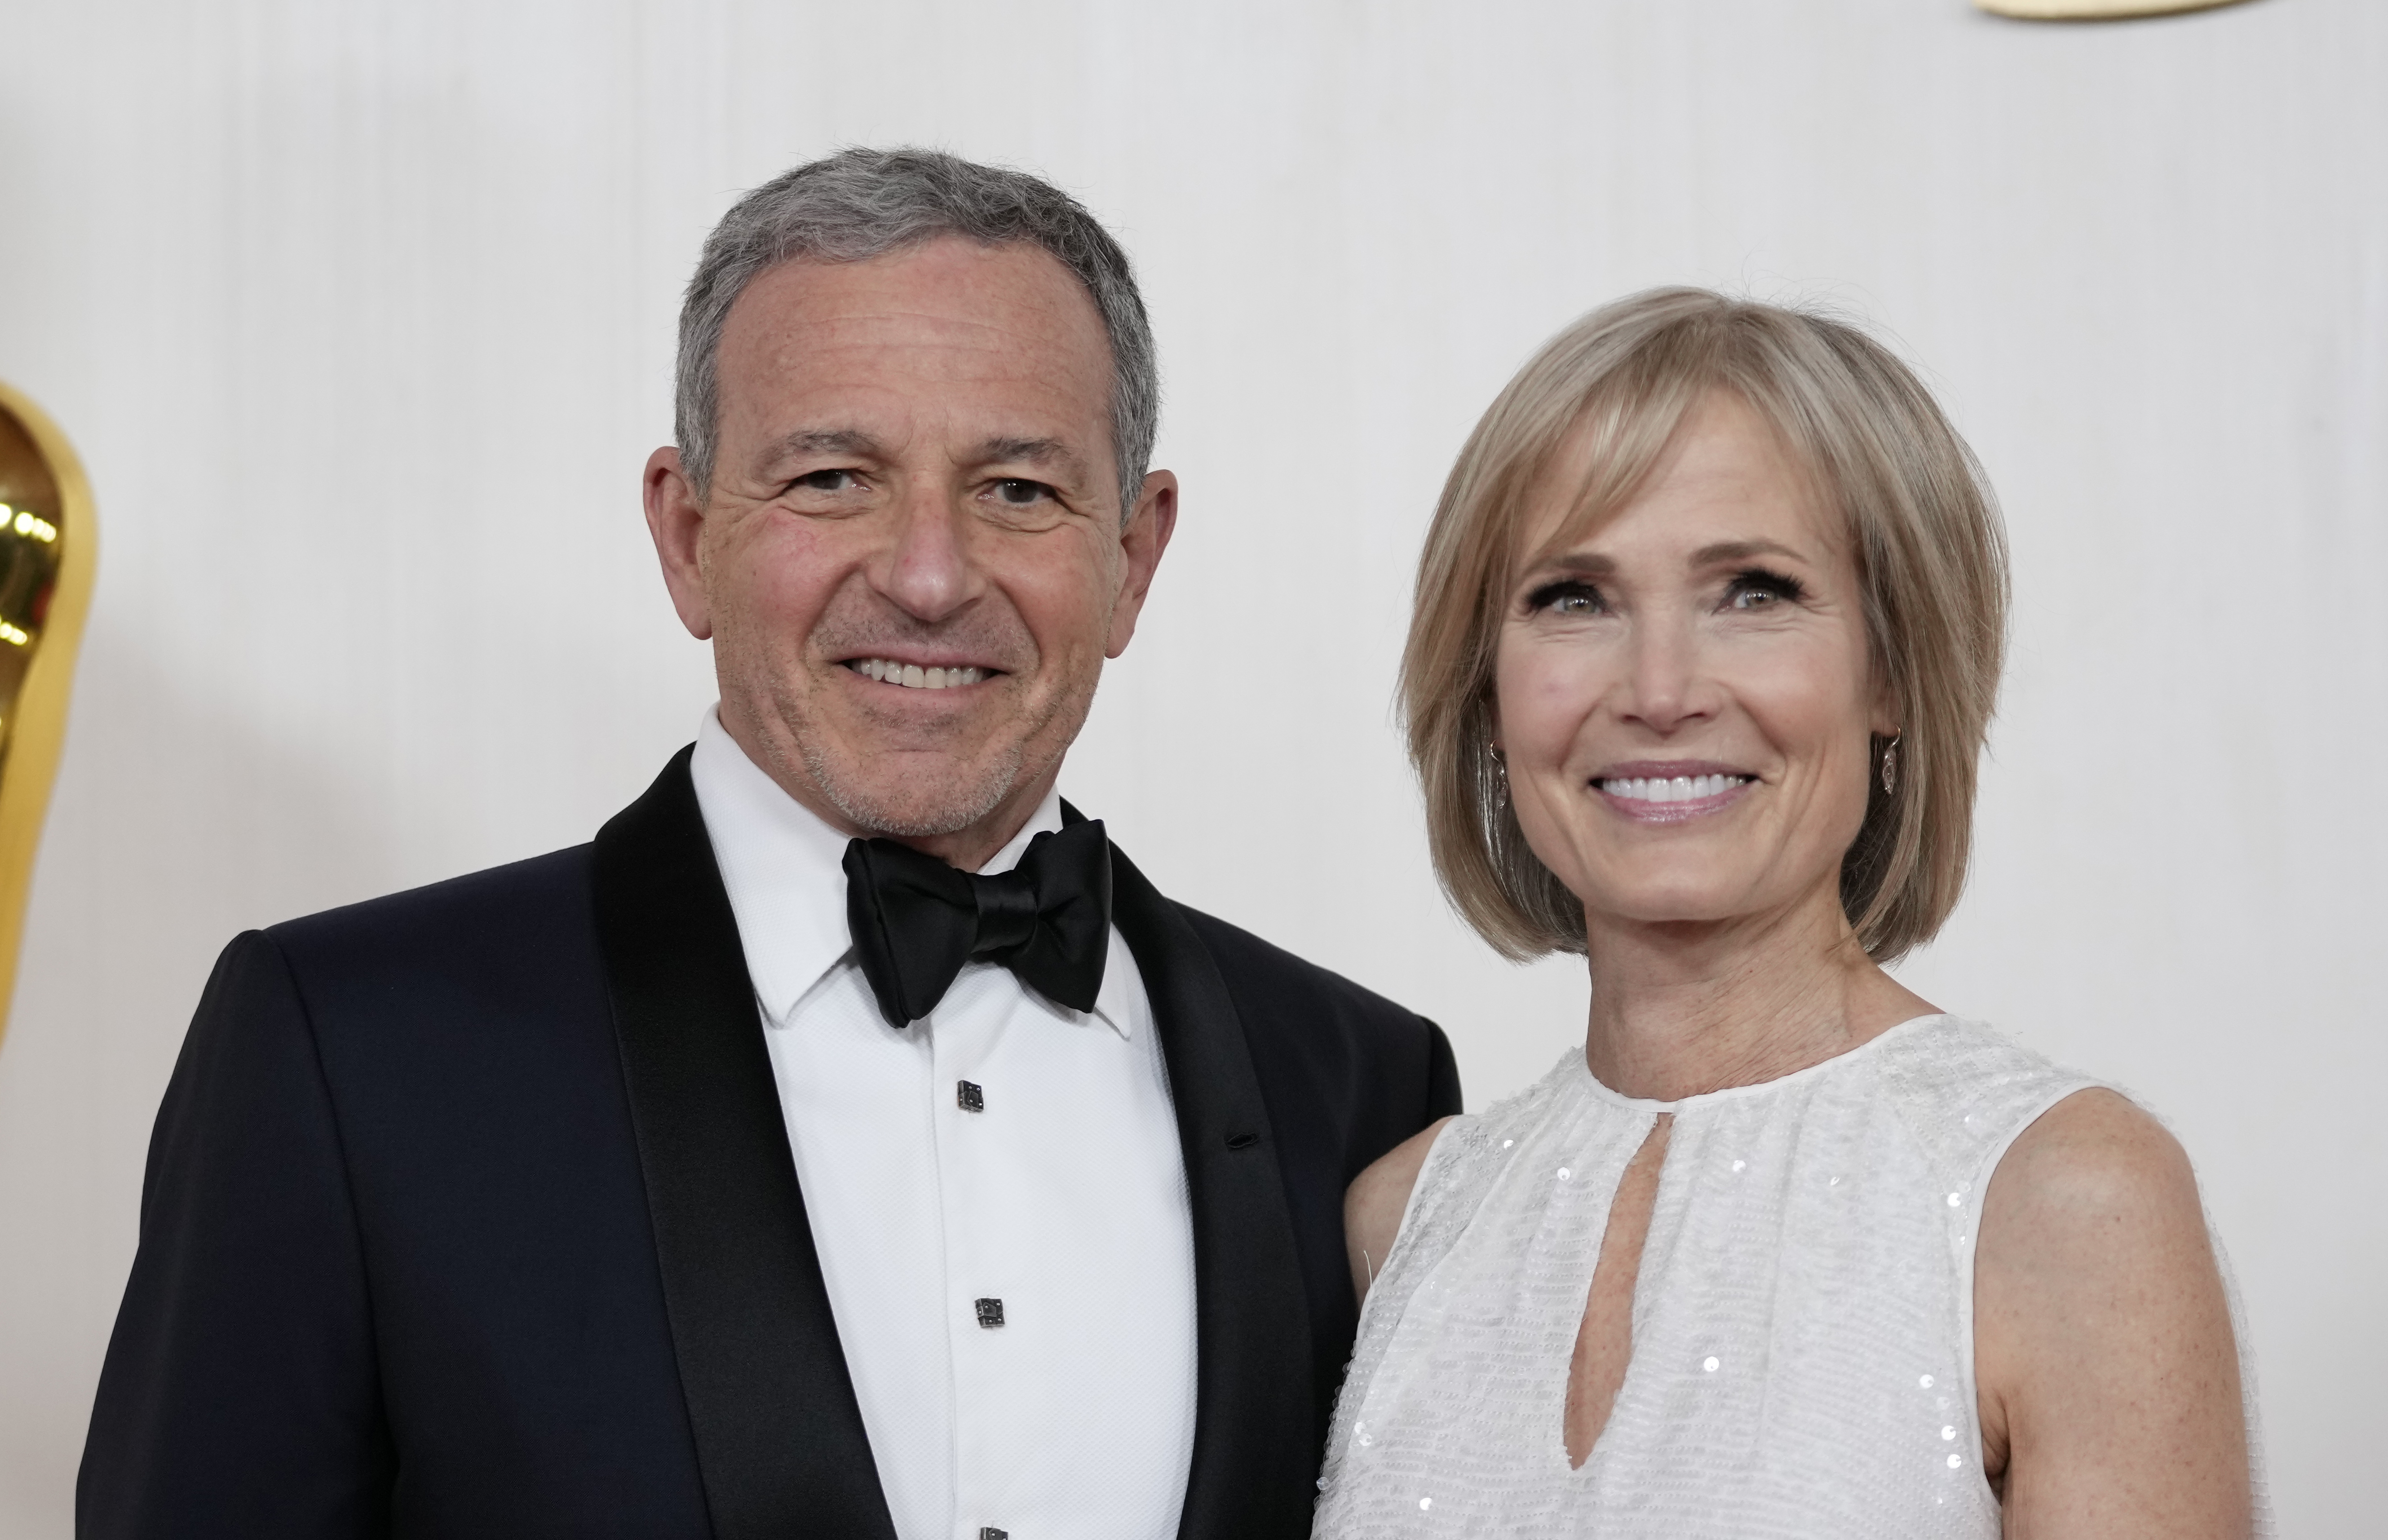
[1344,1116,1456,1302]
[1974,1088,2252,1538]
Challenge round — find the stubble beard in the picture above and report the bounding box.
[745,649,1100,842]
[799,709,1021,838]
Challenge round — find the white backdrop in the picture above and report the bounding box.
[0,0,2380,1533]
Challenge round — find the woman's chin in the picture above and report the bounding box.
[1575,878,1808,935]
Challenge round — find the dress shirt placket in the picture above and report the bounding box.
[937,964,1018,1540]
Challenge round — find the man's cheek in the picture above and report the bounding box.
[744,558,836,640]
[1015,565,1110,651]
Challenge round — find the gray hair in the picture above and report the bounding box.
[674,146,1159,515]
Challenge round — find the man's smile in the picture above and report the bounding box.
[843,656,996,689]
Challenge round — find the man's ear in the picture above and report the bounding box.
[1105,469,1179,659]
[644,446,713,640]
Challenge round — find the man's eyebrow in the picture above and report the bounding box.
[762,428,885,463]
[974,437,1083,474]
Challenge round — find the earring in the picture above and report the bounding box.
[1880,734,1902,797]
[1490,747,1510,811]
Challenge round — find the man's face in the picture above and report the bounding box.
[645,237,1175,866]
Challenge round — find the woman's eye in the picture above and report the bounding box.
[1527,580,1604,617]
[1725,569,1806,611]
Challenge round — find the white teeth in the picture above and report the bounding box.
[1600,774,1748,803]
[850,659,985,690]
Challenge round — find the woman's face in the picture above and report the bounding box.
[1493,390,1893,936]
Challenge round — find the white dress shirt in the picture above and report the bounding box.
[688,709,1198,1540]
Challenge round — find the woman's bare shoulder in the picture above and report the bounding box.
[1983,1087,2205,1244]
[1344,1115,1458,1303]
[1975,1087,2251,1536]
[1977,1088,2216,1314]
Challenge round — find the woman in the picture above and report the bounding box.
[1316,290,2266,1538]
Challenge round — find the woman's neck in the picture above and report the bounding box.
[1579,884,1937,1103]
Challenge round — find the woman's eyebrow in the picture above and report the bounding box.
[1522,549,1618,581]
[1689,538,1806,566]
[1520,538,1811,584]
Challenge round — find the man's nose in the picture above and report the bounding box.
[875,482,981,624]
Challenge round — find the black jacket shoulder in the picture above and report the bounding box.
[1173,900,1459,1168]
[264,843,601,987]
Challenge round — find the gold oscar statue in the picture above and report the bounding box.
[0,381,96,1053]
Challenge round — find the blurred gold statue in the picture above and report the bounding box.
[0,381,96,1051]
[1975,0,2254,17]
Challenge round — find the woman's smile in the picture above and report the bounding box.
[1590,760,1757,824]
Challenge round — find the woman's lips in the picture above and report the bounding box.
[1592,770,1756,825]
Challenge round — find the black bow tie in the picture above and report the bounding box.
[842,818,1113,1029]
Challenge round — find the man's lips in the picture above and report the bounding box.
[842,656,1001,691]
[1589,761,1757,824]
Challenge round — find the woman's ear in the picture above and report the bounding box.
[1868,669,1902,739]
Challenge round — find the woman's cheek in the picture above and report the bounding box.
[1502,645,1605,763]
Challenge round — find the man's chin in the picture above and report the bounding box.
[803,744,1025,842]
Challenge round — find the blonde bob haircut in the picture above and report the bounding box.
[1403,288,2008,965]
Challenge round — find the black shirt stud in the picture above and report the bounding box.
[974,1297,1005,1328]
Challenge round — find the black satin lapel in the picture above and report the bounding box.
[1106,844,1319,1540]
[594,748,898,1540]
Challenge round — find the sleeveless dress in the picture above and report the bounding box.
[1313,1015,2271,1538]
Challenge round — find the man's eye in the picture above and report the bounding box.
[1527,580,1604,616]
[789,468,858,494]
[991,478,1054,507]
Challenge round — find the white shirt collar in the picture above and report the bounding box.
[687,707,1133,1038]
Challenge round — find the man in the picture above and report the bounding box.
[79,148,1458,1540]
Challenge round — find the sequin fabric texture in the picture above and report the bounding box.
[1314,1016,2272,1538]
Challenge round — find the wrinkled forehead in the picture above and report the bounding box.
[719,237,1114,409]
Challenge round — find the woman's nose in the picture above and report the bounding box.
[1619,619,1712,734]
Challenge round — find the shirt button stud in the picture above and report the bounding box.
[974,1297,1005,1328]
[957,1080,985,1113]
[980,1529,1008,1540]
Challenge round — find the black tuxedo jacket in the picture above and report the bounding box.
[80,752,1459,1539]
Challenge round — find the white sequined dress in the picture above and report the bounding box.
[1313,1015,2270,1538]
